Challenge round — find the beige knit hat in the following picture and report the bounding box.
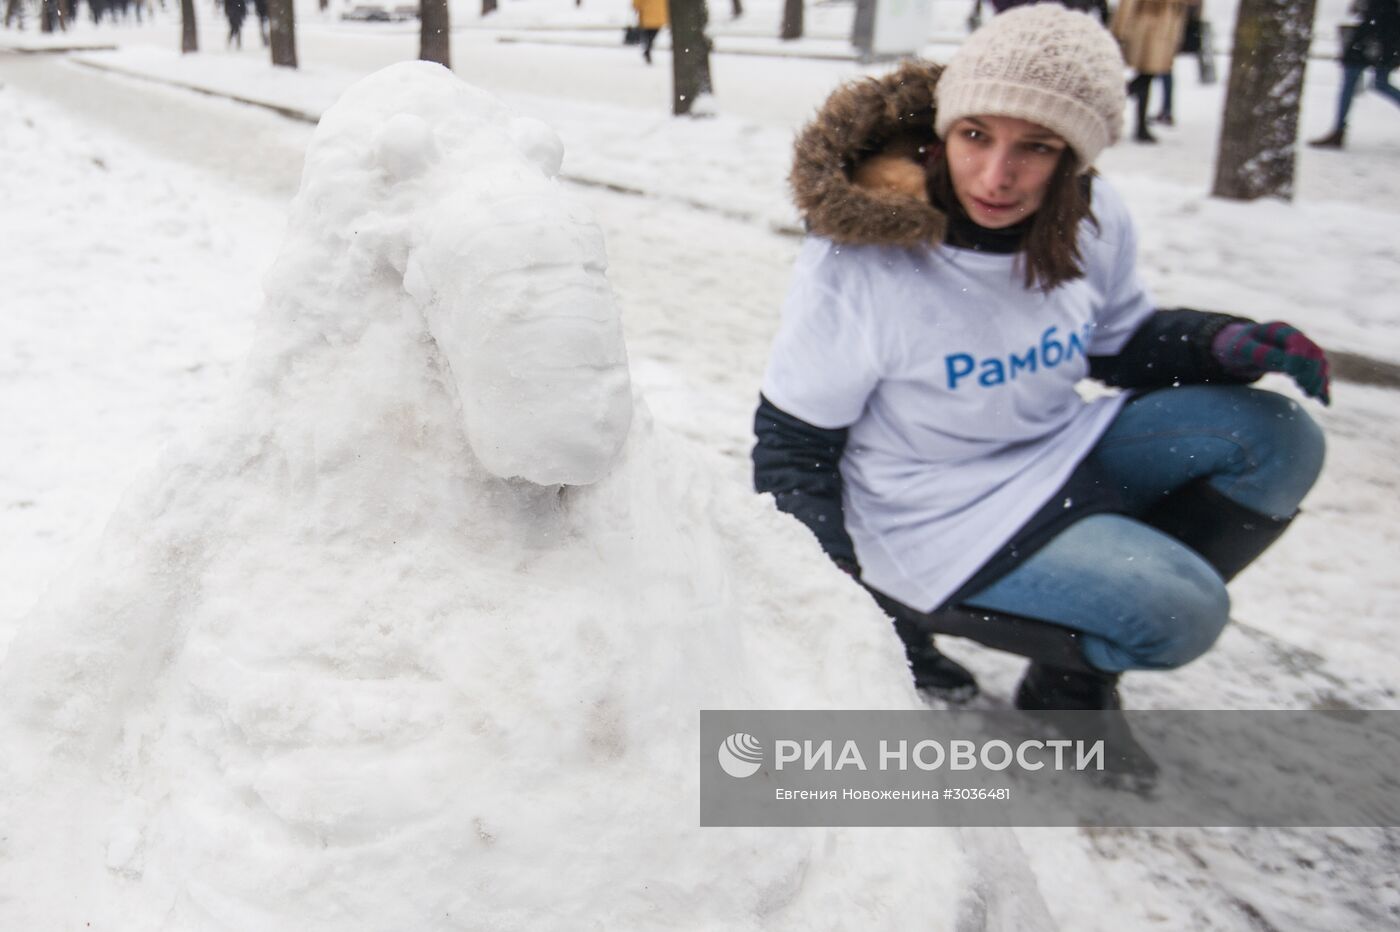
[934,5,1126,169]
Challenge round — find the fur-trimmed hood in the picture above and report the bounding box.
[790,60,949,248]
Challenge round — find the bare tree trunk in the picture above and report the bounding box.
[731,0,742,17]
[40,0,64,31]
[670,0,713,116]
[268,0,297,68]
[1212,0,1317,201]
[482,0,496,14]
[421,0,450,67]
[780,0,801,39]
[4,0,26,29]
[180,0,197,52]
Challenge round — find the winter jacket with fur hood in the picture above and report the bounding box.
[790,61,950,249]
[754,61,1251,610]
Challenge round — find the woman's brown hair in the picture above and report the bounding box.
[927,148,1098,292]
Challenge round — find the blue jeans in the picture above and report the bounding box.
[1336,64,1400,130]
[961,386,1325,673]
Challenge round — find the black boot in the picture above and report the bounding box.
[901,628,979,702]
[919,605,1160,778]
[908,638,980,702]
[1308,127,1345,149]
[873,596,1159,777]
[1015,662,1122,712]
[885,604,979,702]
[1015,663,1160,781]
[875,598,1157,778]
[1141,480,1294,581]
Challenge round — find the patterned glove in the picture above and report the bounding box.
[1212,321,1331,405]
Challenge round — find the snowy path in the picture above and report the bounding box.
[2,33,1398,931]
[44,16,861,128]
[0,54,309,199]
[0,56,289,625]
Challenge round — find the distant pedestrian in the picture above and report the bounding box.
[1113,0,1199,143]
[253,0,269,47]
[632,0,668,65]
[224,0,246,48]
[1309,0,1400,149]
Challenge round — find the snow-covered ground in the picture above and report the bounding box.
[1,3,1398,929]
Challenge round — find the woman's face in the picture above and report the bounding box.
[944,115,1068,229]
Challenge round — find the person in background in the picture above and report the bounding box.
[253,0,269,48]
[224,0,247,49]
[1152,4,1204,126]
[1113,0,1199,142]
[632,0,668,65]
[755,6,1328,769]
[1309,0,1400,149]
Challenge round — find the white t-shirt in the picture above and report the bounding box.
[761,179,1155,611]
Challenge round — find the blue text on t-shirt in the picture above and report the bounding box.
[945,324,1094,390]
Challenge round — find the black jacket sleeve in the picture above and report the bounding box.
[1089,308,1259,390]
[752,394,859,571]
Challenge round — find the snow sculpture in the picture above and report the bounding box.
[0,64,1052,931]
[284,63,632,487]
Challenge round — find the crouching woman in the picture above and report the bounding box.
[753,7,1328,722]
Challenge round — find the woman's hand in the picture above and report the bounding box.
[1212,321,1332,405]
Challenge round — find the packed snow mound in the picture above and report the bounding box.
[0,63,1047,931]
[277,59,632,488]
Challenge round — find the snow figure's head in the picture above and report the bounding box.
[273,61,631,487]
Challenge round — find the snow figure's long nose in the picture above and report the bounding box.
[397,94,632,487]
